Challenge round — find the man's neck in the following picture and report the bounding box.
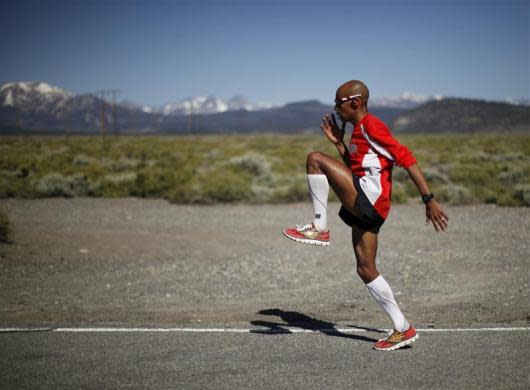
[352,109,369,125]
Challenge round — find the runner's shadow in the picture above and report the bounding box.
[250,308,383,343]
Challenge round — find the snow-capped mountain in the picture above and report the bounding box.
[505,97,530,106]
[120,100,157,114]
[163,96,226,115]
[162,95,265,115]
[371,92,443,109]
[226,95,259,111]
[1,81,527,134]
[0,82,272,131]
[0,82,159,131]
[0,81,72,113]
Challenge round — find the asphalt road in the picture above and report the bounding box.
[1,329,529,389]
[0,199,528,389]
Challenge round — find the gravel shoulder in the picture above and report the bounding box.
[0,198,528,328]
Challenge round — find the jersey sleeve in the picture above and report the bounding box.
[361,119,417,168]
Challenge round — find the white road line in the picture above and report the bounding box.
[0,327,529,333]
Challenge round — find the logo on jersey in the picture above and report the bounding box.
[348,144,358,154]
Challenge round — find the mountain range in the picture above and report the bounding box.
[0,81,528,134]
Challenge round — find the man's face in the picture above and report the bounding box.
[334,101,348,121]
[334,93,358,122]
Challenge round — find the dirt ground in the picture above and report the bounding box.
[0,198,528,328]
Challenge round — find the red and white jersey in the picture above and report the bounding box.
[348,113,416,219]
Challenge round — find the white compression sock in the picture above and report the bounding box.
[366,274,410,332]
[307,174,329,231]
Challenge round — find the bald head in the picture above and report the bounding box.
[336,80,369,107]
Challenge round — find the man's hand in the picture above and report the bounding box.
[425,199,449,232]
[320,113,346,145]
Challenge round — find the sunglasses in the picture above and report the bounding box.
[334,93,362,107]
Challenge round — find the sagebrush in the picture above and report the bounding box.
[1,133,529,206]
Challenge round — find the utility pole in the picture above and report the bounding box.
[95,90,108,138]
[95,89,121,137]
[109,89,120,135]
[15,109,21,130]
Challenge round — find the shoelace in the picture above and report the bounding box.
[378,329,402,342]
[386,330,405,343]
[295,223,314,232]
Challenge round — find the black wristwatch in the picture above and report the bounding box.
[422,193,435,204]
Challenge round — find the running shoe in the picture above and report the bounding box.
[373,325,418,351]
[283,223,330,246]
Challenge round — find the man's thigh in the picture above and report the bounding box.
[314,152,359,214]
[352,226,378,268]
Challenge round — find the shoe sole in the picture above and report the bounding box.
[373,333,419,351]
[283,231,330,246]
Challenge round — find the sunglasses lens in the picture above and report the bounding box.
[335,94,361,106]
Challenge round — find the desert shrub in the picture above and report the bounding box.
[250,184,275,203]
[490,184,530,207]
[392,168,408,182]
[436,184,477,205]
[164,169,203,204]
[0,209,12,243]
[199,168,253,203]
[421,167,450,185]
[390,182,409,204]
[270,177,309,203]
[33,173,100,197]
[103,172,137,184]
[0,176,36,198]
[133,168,192,198]
[165,183,203,204]
[35,173,74,197]
[111,157,140,171]
[0,170,19,198]
[206,149,224,159]
[100,172,138,197]
[72,154,92,166]
[69,174,101,196]
[0,177,11,198]
[497,166,527,183]
[40,145,70,161]
[229,152,279,202]
[514,184,530,206]
[230,152,271,177]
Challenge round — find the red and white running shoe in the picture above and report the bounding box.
[283,223,330,246]
[373,326,418,351]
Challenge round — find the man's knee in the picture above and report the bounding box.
[306,151,323,173]
[357,264,379,284]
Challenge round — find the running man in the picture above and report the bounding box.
[283,80,449,351]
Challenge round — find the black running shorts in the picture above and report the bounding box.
[338,175,385,234]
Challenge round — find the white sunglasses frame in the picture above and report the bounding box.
[335,93,362,106]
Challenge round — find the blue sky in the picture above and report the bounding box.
[1,0,528,107]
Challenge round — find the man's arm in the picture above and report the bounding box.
[335,140,350,166]
[360,120,449,232]
[406,163,449,232]
[405,163,430,196]
[320,114,350,166]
